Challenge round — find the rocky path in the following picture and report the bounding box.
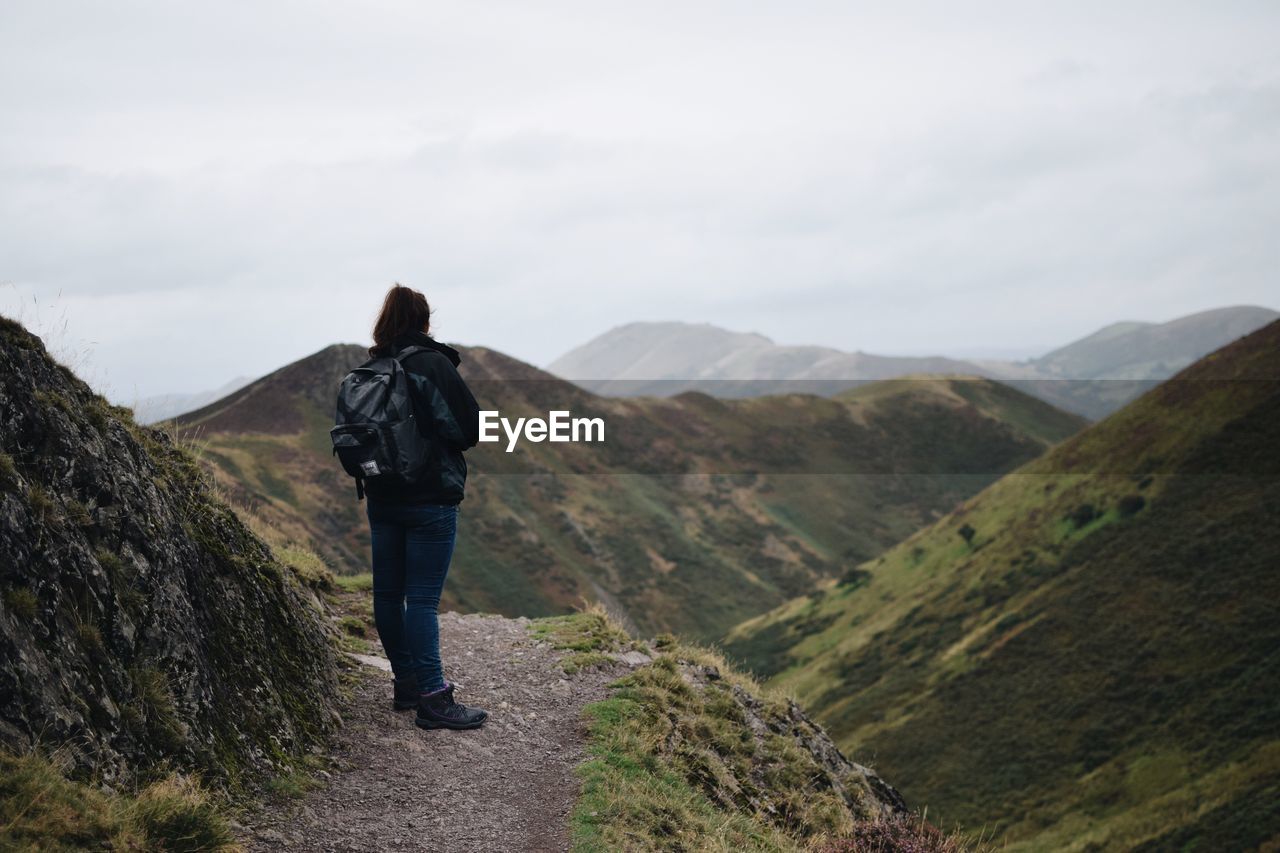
[242,612,622,852]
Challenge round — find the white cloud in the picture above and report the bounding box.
[1,0,1278,398]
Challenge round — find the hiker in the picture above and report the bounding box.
[337,283,488,731]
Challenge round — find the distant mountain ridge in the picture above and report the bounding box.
[1022,305,1278,379]
[548,306,1278,418]
[547,321,989,398]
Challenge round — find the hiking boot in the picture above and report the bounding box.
[415,682,488,730]
[393,677,419,711]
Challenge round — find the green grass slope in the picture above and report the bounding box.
[172,347,1082,643]
[532,607,983,852]
[723,320,1280,850]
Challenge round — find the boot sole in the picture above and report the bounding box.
[415,714,488,731]
[393,700,417,711]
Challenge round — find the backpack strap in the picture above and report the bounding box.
[355,477,365,501]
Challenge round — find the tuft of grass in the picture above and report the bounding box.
[333,573,373,593]
[338,615,367,637]
[0,451,18,490]
[276,544,335,591]
[560,651,615,675]
[0,749,132,850]
[85,399,112,433]
[66,496,93,527]
[76,620,106,659]
[34,388,75,418]
[125,775,236,852]
[3,586,37,620]
[263,755,329,802]
[129,666,187,754]
[95,546,147,614]
[95,546,126,576]
[531,603,630,654]
[27,483,57,525]
[0,750,235,852]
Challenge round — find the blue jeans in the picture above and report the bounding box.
[366,500,458,693]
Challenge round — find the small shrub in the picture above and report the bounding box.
[95,547,127,577]
[27,483,57,525]
[3,586,38,620]
[958,523,976,547]
[129,666,186,753]
[76,620,107,662]
[0,451,18,490]
[561,650,614,675]
[109,403,137,426]
[277,545,335,591]
[1118,494,1146,518]
[1067,503,1097,529]
[34,389,74,417]
[85,400,113,433]
[66,496,93,527]
[126,775,233,852]
[338,615,367,637]
[653,632,677,649]
[95,547,146,613]
[531,605,629,652]
[839,567,872,588]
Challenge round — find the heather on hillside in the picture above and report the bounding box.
[725,321,1280,849]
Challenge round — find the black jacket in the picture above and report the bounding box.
[362,331,481,505]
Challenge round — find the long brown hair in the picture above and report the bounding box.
[370,283,431,357]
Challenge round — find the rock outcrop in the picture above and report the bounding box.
[0,316,340,790]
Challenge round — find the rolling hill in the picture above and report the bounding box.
[1024,305,1278,380]
[170,344,1083,642]
[547,306,1278,418]
[546,321,990,398]
[723,320,1280,849]
[983,305,1280,418]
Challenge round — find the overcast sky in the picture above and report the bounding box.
[2,1,1278,401]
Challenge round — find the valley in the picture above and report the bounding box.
[171,345,1083,643]
[724,319,1280,849]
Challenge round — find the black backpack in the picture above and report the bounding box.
[331,346,434,499]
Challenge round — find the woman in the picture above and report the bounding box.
[363,283,487,730]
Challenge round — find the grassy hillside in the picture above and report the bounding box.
[724,321,1280,849]
[172,344,1083,642]
[533,606,983,852]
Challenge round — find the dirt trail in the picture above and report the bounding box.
[242,612,622,852]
